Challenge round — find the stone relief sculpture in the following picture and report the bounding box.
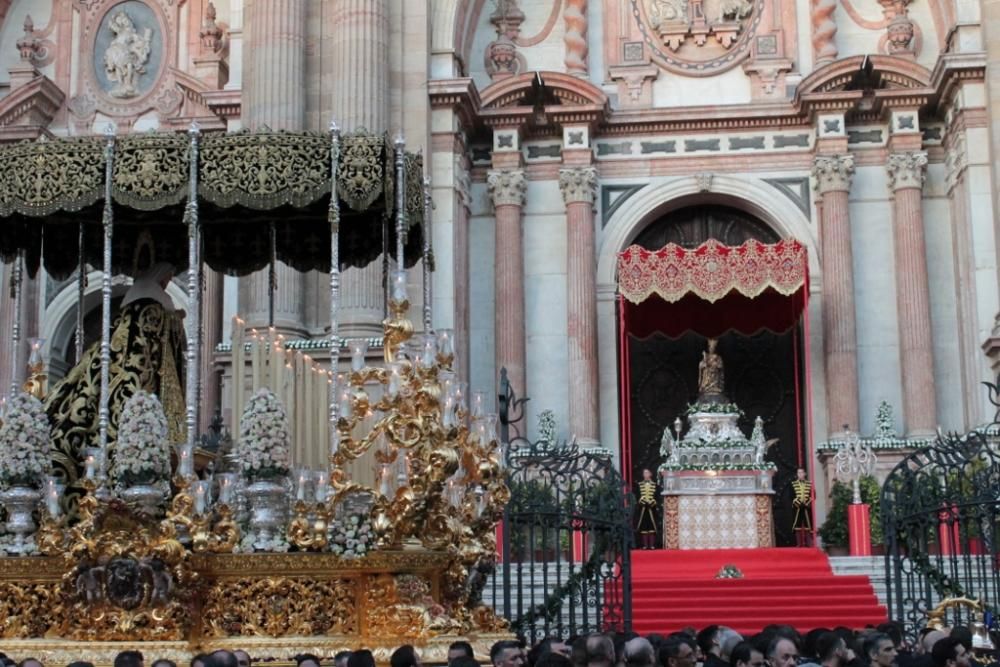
[649,0,689,26]
[104,10,153,98]
[718,0,753,22]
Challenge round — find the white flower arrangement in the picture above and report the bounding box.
[236,389,291,481]
[110,391,171,488]
[0,392,51,488]
[328,513,373,558]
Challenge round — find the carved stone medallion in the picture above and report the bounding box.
[632,0,763,76]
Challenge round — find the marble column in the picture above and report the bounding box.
[201,268,224,433]
[813,155,859,437]
[560,167,600,445]
[330,0,389,338]
[240,0,307,336]
[488,169,528,398]
[887,151,937,435]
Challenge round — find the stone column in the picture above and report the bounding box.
[330,0,389,338]
[240,0,307,336]
[488,169,528,398]
[887,151,937,435]
[201,268,224,433]
[560,167,600,445]
[813,155,859,437]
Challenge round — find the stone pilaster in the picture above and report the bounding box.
[240,0,307,335]
[329,0,389,338]
[560,167,600,445]
[886,151,937,435]
[488,169,528,398]
[813,154,859,437]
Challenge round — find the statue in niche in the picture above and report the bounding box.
[649,0,689,26]
[103,10,153,99]
[697,338,725,398]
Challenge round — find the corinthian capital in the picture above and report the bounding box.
[886,151,928,191]
[559,167,598,205]
[812,154,855,193]
[487,169,527,208]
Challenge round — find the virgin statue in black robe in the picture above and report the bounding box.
[45,262,186,507]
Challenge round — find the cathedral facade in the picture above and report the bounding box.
[0,0,998,523]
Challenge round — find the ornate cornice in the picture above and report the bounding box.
[428,77,481,130]
[886,151,928,190]
[487,169,526,207]
[812,154,855,193]
[0,73,64,141]
[559,167,597,205]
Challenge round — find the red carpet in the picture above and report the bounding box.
[630,548,886,636]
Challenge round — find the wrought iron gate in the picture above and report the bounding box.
[490,370,633,643]
[882,381,1000,639]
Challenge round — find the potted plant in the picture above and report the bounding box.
[819,480,851,555]
[0,392,51,555]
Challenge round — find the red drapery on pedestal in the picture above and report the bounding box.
[616,238,811,483]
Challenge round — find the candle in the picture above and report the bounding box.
[436,328,455,358]
[378,464,392,497]
[44,476,61,517]
[84,455,96,480]
[177,443,195,479]
[442,396,456,429]
[315,368,326,453]
[303,356,314,451]
[349,339,368,373]
[391,269,408,303]
[387,362,402,398]
[232,316,245,437]
[295,469,310,502]
[217,472,236,506]
[470,391,488,418]
[193,480,208,514]
[315,470,330,503]
[271,340,283,396]
[419,334,436,369]
[251,331,263,391]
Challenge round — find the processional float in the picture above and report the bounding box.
[0,125,510,662]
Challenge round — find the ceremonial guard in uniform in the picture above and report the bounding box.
[636,468,659,549]
[791,467,814,547]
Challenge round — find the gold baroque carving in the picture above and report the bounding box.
[0,137,105,217]
[198,130,331,210]
[113,132,189,210]
[201,576,358,638]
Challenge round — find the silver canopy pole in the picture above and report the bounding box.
[394,134,406,273]
[9,250,22,397]
[75,222,86,363]
[97,125,116,476]
[422,176,433,332]
[328,121,341,458]
[185,122,202,453]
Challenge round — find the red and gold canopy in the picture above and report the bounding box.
[616,238,809,338]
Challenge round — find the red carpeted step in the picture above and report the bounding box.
[629,548,887,635]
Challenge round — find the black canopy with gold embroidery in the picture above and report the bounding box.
[0,128,425,279]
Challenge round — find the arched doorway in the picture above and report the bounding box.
[624,205,808,547]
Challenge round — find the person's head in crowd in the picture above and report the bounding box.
[659,636,697,667]
[67,662,96,667]
[804,629,832,662]
[768,636,800,667]
[699,627,723,659]
[452,659,482,667]
[531,637,572,666]
[536,655,574,667]
[114,652,144,667]
[210,652,238,667]
[391,645,421,667]
[348,652,376,667]
[449,642,474,665]
[730,642,765,667]
[625,637,656,667]
[493,640,527,667]
[933,638,971,667]
[152,660,177,667]
[293,655,321,667]
[19,659,44,667]
[234,652,252,667]
[951,628,974,654]
[190,654,209,667]
[879,623,906,651]
[817,632,848,667]
[571,633,616,667]
[864,633,898,667]
[922,631,949,655]
[720,630,745,664]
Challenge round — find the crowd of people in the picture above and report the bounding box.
[0,622,995,667]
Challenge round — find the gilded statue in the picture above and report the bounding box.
[104,10,153,99]
[698,338,725,397]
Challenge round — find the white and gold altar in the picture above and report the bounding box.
[0,125,510,663]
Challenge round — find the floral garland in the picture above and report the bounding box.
[660,462,776,472]
[110,391,171,488]
[686,402,744,416]
[0,392,51,488]
[328,513,373,558]
[236,389,291,481]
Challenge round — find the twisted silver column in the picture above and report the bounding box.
[328,121,342,454]
[98,125,116,473]
[185,123,202,453]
